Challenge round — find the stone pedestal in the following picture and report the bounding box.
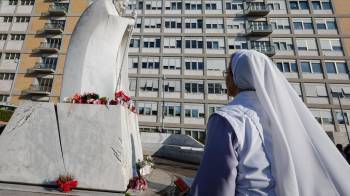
[0,102,143,192]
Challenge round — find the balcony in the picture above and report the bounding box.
[24,85,52,95]
[36,42,60,53]
[48,5,67,16]
[42,23,64,34]
[244,3,270,16]
[29,63,56,74]
[251,44,276,57]
[247,23,273,36]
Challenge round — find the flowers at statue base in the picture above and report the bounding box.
[55,174,78,193]
[63,91,137,113]
[126,156,154,191]
[127,175,148,191]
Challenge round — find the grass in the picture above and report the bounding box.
[0,109,14,122]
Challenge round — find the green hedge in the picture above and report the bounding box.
[0,110,14,122]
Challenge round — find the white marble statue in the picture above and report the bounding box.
[60,0,136,101]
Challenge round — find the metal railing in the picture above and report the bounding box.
[33,63,56,71]
[44,23,64,30]
[247,24,272,32]
[39,42,60,49]
[27,85,52,93]
[251,45,275,54]
[48,5,68,12]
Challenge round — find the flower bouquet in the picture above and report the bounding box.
[55,174,78,193]
[63,90,137,113]
[127,176,148,191]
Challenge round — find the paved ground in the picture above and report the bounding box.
[0,157,198,196]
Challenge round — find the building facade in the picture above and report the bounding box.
[1,0,350,145]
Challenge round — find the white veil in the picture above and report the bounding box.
[231,50,350,196]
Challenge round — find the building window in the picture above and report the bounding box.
[140,79,159,92]
[296,38,318,52]
[165,1,182,10]
[207,58,226,72]
[128,57,139,69]
[185,18,203,29]
[226,18,245,30]
[185,129,206,144]
[130,38,140,48]
[336,111,349,125]
[0,73,15,80]
[185,0,202,10]
[205,1,220,10]
[207,82,227,94]
[320,39,342,52]
[129,78,137,91]
[312,0,332,10]
[301,61,322,73]
[290,1,309,10]
[34,78,53,92]
[206,38,225,49]
[20,0,35,5]
[10,34,25,41]
[163,57,181,70]
[185,82,204,93]
[143,37,161,48]
[163,37,182,48]
[141,57,160,69]
[42,57,58,69]
[164,80,181,92]
[164,18,182,29]
[185,38,203,49]
[316,18,337,30]
[5,53,20,60]
[208,105,222,115]
[325,61,348,74]
[3,17,13,23]
[163,103,181,117]
[0,95,9,103]
[270,18,290,30]
[145,0,162,10]
[162,128,181,134]
[185,58,203,70]
[228,38,248,50]
[144,18,161,29]
[311,109,333,125]
[15,16,30,23]
[185,108,204,118]
[9,0,18,5]
[304,83,328,98]
[273,39,294,51]
[0,34,8,41]
[206,18,224,29]
[138,102,158,116]
[226,1,243,10]
[276,60,298,73]
[293,18,313,30]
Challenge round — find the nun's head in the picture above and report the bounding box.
[226,50,271,96]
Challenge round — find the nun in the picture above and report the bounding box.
[190,50,350,196]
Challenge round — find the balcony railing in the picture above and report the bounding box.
[36,42,60,53]
[244,3,270,16]
[48,5,68,16]
[42,23,64,34]
[24,85,52,95]
[29,63,56,73]
[251,45,276,57]
[247,23,273,36]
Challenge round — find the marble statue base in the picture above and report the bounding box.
[0,102,143,192]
